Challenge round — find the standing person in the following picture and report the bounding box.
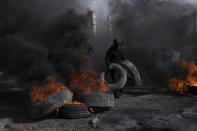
[105,39,126,98]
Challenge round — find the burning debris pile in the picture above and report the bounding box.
[169,60,197,97]
[29,72,114,119]
[28,55,114,119]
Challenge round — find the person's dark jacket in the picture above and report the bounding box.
[105,45,125,66]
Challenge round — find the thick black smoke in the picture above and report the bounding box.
[0,0,91,84]
[2,0,197,86]
[109,0,197,84]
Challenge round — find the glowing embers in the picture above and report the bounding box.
[88,107,110,114]
[169,60,197,97]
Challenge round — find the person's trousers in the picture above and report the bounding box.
[110,69,121,98]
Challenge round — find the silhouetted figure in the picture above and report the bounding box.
[105,39,125,98]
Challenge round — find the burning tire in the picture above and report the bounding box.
[59,112,91,119]
[59,104,92,119]
[75,93,114,108]
[60,104,88,111]
[121,60,142,86]
[101,63,127,90]
[29,88,72,119]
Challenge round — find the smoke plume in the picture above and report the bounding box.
[109,0,197,83]
[0,0,92,84]
[1,0,197,85]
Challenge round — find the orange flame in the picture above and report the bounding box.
[29,56,109,106]
[29,76,67,104]
[67,90,84,105]
[29,76,83,105]
[68,69,109,94]
[169,60,197,96]
[68,56,109,94]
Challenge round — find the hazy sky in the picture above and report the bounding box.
[80,0,197,18]
[79,0,111,19]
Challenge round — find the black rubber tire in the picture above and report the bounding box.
[29,88,72,119]
[101,63,127,90]
[121,60,142,86]
[59,112,92,119]
[75,93,114,107]
[59,110,89,114]
[59,104,88,111]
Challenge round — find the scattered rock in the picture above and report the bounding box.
[89,116,100,128]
